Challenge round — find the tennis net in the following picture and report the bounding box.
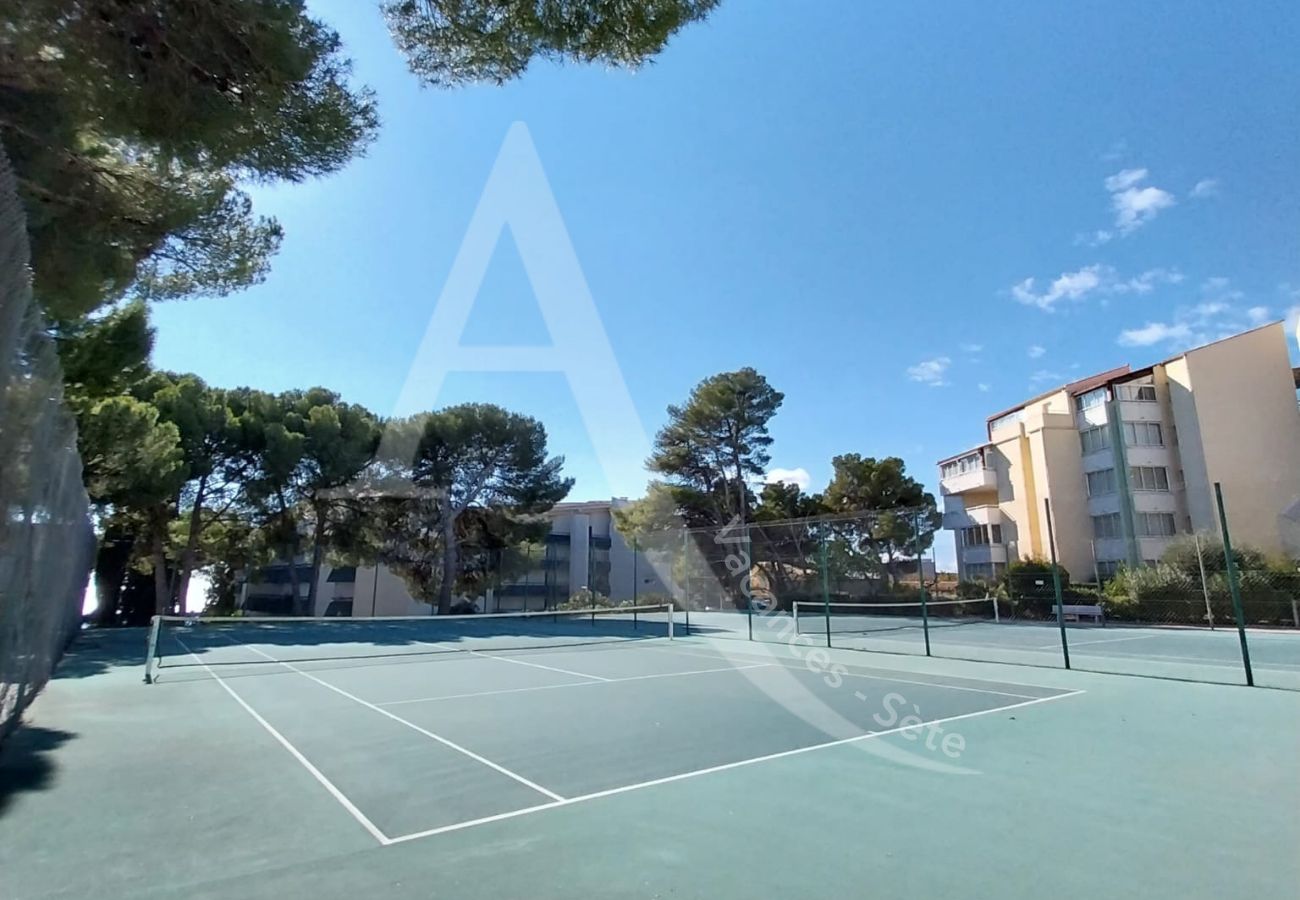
[144,604,674,683]
[792,598,999,636]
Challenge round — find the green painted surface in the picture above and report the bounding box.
[1,628,1297,899]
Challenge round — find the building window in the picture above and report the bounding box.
[1135,512,1177,537]
[1129,465,1170,491]
[960,524,1003,547]
[1080,425,1111,455]
[989,410,1023,433]
[1092,512,1122,540]
[1117,384,1157,402]
[1122,421,1163,447]
[1096,560,1121,579]
[941,452,986,480]
[1074,388,1108,412]
[1086,468,1116,497]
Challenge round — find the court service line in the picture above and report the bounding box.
[467,649,612,681]
[379,662,774,706]
[1036,633,1157,650]
[227,639,565,803]
[384,689,1085,845]
[173,636,391,845]
[641,643,1050,700]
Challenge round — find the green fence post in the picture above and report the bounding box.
[915,512,931,657]
[631,535,638,629]
[681,529,691,637]
[1045,498,1070,669]
[1215,482,1254,686]
[820,536,832,649]
[746,524,755,642]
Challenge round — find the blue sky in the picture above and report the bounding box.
[151,0,1300,565]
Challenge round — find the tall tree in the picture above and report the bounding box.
[413,403,572,614]
[646,367,784,527]
[1,0,378,319]
[281,389,382,615]
[78,394,187,615]
[822,455,941,589]
[384,0,721,87]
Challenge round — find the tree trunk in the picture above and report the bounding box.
[173,474,207,614]
[93,528,133,626]
[305,498,327,617]
[150,512,170,617]
[437,508,458,615]
[288,530,304,616]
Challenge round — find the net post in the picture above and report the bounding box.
[992,593,1000,624]
[143,615,162,684]
[819,536,831,649]
[915,512,931,657]
[1215,482,1254,686]
[667,603,674,641]
[1045,498,1070,669]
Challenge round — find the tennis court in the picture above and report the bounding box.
[2,607,1299,899]
[686,598,1300,690]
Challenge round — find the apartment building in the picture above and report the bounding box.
[238,498,672,616]
[938,322,1300,583]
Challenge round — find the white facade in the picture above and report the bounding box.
[237,498,672,617]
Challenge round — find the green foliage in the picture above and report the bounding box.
[1103,555,1299,626]
[55,303,155,407]
[646,367,784,527]
[1158,535,1268,578]
[1,0,378,318]
[78,395,185,510]
[955,579,990,599]
[384,0,721,87]
[822,455,941,587]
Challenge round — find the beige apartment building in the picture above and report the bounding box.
[938,322,1300,583]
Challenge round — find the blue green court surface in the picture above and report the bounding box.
[2,613,1298,899]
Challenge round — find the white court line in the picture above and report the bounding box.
[379,662,773,706]
[228,639,565,803]
[173,635,391,845]
[467,649,611,681]
[644,643,1049,700]
[1037,633,1158,650]
[384,689,1085,845]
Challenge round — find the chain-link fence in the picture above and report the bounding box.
[618,497,1300,690]
[0,142,96,744]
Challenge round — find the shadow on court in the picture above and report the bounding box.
[0,726,75,815]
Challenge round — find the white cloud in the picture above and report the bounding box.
[1027,344,1046,358]
[1104,168,1149,192]
[1074,229,1114,248]
[1103,168,1176,236]
[765,467,812,491]
[959,342,983,354]
[907,356,951,387]
[1118,321,1194,347]
[977,383,991,392]
[1116,280,1281,349]
[1190,178,1219,199]
[1029,370,1064,386]
[1012,264,1108,312]
[1113,267,1185,294]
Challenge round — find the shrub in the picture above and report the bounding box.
[558,588,613,610]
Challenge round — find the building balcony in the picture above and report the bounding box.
[940,466,997,496]
[961,544,1007,565]
[942,504,1004,530]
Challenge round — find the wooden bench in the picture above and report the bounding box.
[1053,603,1105,625]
